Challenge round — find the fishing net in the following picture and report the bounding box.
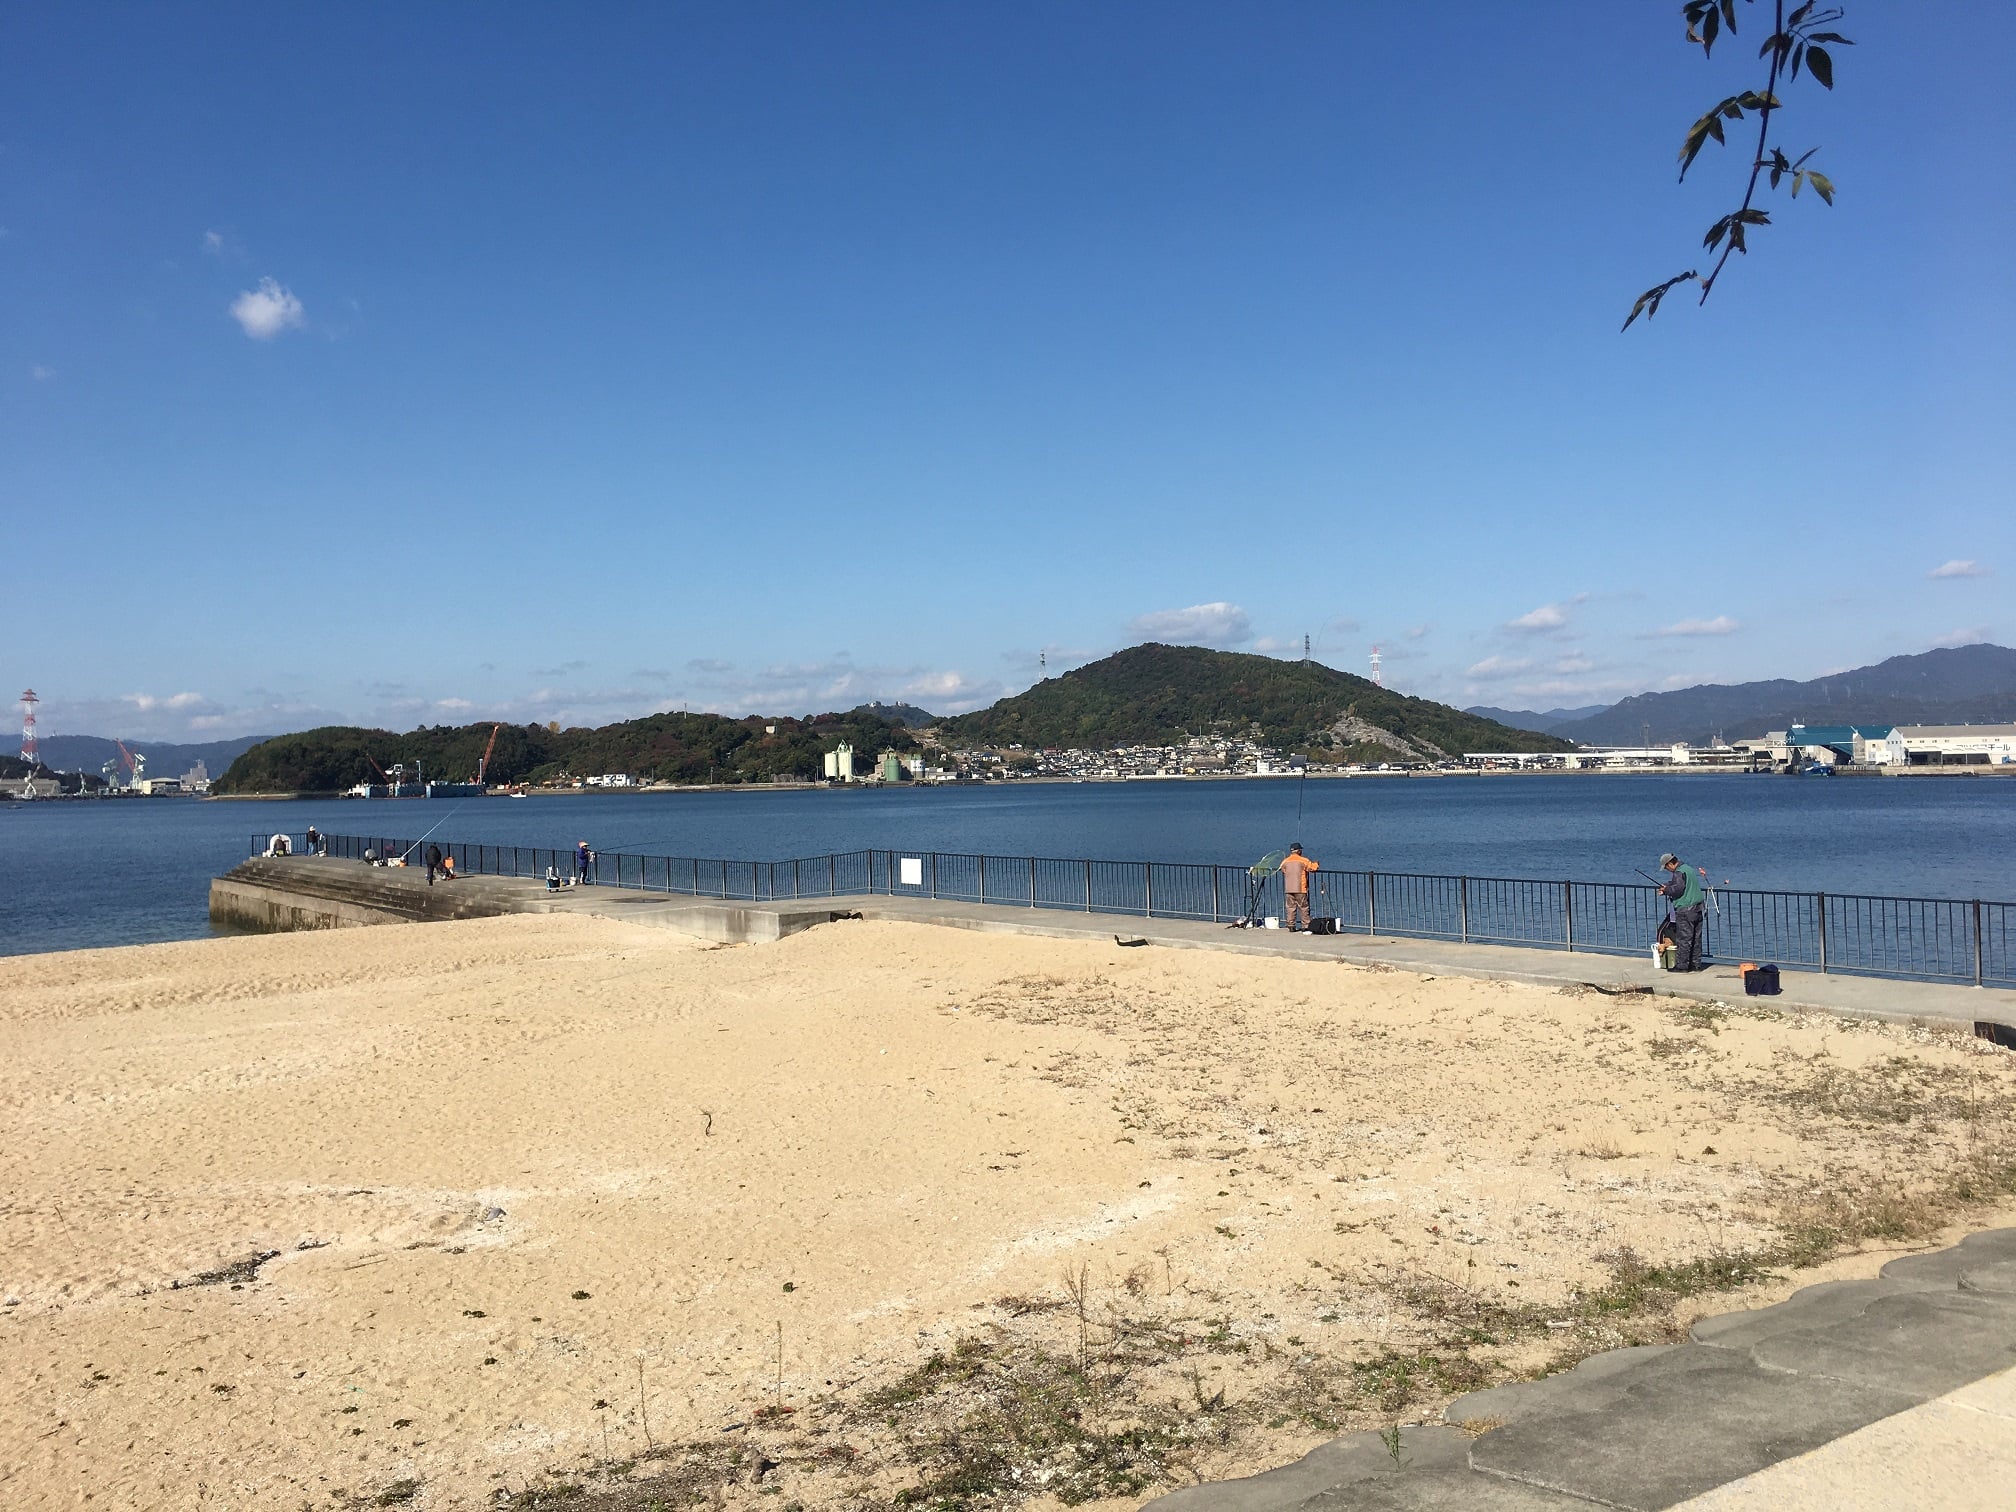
[1250,850,1287,879]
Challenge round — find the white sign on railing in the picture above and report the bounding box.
[900,857,923,887]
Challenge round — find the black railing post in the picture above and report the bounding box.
[1367,873,1378,935]
[930,853,938,900]
[1459,876,1470,943]
[979,855,987,906]
[828,853,836,896]
[1817,893,1829,974]
[1563,882,1575,953]
[1029,856,1037,907]
[1975,900,1985,987]
[1084,859,1092,912]
[1212,867,1221,922]
[1145,863,1154,918]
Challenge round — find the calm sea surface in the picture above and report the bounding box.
[2,774,2010,957]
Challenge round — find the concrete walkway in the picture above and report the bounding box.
[1138,1228,2016,1511]
[218,857,2016,1032]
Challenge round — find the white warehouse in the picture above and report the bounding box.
[1883,724,2016,766]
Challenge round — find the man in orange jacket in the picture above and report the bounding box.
[1279,843,1319,932]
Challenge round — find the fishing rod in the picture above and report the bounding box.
[397,802,472,862]
[1637,863,1722,916]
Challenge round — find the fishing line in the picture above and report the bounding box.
[398,802,472,862]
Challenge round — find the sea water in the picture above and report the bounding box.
[1,774,2009,957]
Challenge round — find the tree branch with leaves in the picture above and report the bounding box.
[1624,0,1852,330]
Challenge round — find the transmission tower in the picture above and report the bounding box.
[1039,650,1047,680]
[19,688,39,765]
[1369,647,1383,688]
[1303,633,1311,661]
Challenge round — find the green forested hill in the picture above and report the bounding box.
[214,709,917,794]
[937,644,1571,759]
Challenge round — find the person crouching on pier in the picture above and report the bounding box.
[1279,843,1319,932]
[1657,852,1708,971]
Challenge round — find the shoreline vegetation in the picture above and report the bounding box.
[6,914,2013,1510]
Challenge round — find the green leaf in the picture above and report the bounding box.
[1790,172,1802,198]
[1806,46,1834,88]
[1806,33,1855,47]
[1806,170,1835,205]
[1789,1,1815,26]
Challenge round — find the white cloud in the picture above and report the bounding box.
[230,277,305,339]
[125,691,211,712]
[1126,602,1253,647]
[1506,602,1570,634]
[1404,624,1431,640]
[30,364,54,381]
[203,229,225,254]
[1465,655,1535,679]
[1551,653,1596,674]
[1652,616,1740,638]
[1929,559,1990,579]
[1932,627,1989,649]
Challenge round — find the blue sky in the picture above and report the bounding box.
[5,2,2010,742]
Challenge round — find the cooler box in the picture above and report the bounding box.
[1309,917,1338,935]
[1743,964,1781,996]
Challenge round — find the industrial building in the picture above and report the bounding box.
[1884,724,2016,766]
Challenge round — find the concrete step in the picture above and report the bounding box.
[1142,1228,2016,1512]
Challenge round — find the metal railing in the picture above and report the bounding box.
[251,833,2016,989]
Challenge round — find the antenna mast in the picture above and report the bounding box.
[1303,633,1311,661]
[1039,650,1047,680]
[19,689,39,765]
[1369,647,1383,688]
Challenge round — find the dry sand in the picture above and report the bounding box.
[4,915,2014,1511]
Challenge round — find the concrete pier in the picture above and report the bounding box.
[214,856,2016,1032]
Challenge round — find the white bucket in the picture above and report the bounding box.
[1264,917,1280,929]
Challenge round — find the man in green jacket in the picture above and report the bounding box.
[1658,852,1708,971]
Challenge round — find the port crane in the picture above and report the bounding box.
[109,740,145,790]
[475,723,503,786]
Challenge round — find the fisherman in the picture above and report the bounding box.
[1657,852,1708,972]
[426,843,443,886]
[304,824,322,856]
[1279,842,1320,932]
[575,840,593,886]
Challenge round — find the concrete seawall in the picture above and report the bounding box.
[209,872,421,934]
[210,857,859,945]
[212,857,2016,1035]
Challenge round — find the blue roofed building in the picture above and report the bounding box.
[1781,723,1894,766]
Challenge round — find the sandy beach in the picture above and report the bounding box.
[5,914,2014,1511]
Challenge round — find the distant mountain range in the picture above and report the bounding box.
[937,644,1568,762]
[1542,644,2016,746]
[1462,704,1611,736]
[30,734,270,776]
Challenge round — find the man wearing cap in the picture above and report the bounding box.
[1279,843,1319,932]
[575,840,594,886]
[1658,852,1707,971]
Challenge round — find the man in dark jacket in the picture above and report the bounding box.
[1658,852,1708,971]
[426,844,443,887]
